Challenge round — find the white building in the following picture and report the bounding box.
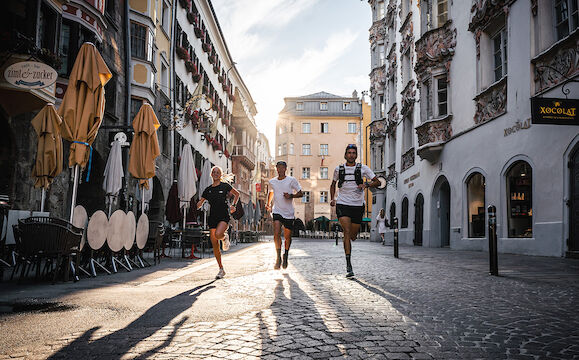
[368,0,579,257]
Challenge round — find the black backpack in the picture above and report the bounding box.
[338,163,363,188]
[232,200,244,220]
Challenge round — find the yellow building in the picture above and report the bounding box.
[276,92,365,226]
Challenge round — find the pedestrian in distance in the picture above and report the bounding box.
[330,144,380,278]
[197,166,240,279]
[376,208,389,245]
[265,161,303,270]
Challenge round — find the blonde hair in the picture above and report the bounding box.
[379,208,385,218]
[211,165,235,184]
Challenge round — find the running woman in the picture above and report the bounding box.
[330,144,380,278]
[265,161,303,269]
[197,166,240,279]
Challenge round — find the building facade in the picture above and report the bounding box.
[368,0,579,257]
[276,92,364,226]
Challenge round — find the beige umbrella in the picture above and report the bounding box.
[128,103,160,214]
[31,103,63,211]
[58,42,112,222]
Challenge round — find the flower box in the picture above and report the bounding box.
[228,94,235,102]
[192,73,201,83]
[185,60,196,73]
[208,55,215,64]
[212,65,219,74]
[176,46,190,61]
[187,12,197,25]
[218,75,224,84]
[194,26,203,39]
[222,84,229,92]
[202,43,211,53]
[179,0,191,10]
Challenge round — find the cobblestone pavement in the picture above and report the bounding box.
[1,240,579,359]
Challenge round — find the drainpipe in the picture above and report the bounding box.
[124,0,132,210]
[170,0,177,181]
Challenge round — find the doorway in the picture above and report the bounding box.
[440,181,450,247]
[569,145,579,255]
[414,193,424,246]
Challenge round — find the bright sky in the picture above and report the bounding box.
[212,0,371,154]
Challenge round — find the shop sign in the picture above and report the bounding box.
[531,97,579,125]
[504,118,531,137]
[4,61,58,90]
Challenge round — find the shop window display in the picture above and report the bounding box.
[467,173,485,238]
[506,161,532,238]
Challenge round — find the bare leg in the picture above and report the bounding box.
[349,223,361,244]
[273,220,283,269]
[211,221,228,269]
[283,227,292,251]
[339,217,352,255]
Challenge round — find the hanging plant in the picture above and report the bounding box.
[202,43,211,53]
[185,60,196,73]
[187,12,196,25]
[192,73,201,83]
[194,26,203,39]
[212,65,219,74]
[222,84,229,92]
[208,55,215,64]
[176,46,190,61]
[179,0,191,10]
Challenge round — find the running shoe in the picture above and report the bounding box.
[282,252,289,269]
[346,265,354,278]
[216,268,226,279]
[274,256,281,270]
[222,233,230,251]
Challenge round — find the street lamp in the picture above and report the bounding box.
[225,62,237,172]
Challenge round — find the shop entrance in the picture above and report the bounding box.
[570,145,579,254]
[431,176,451,247]
[414,193,424,246]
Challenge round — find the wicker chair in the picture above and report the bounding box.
[14,217,83,283]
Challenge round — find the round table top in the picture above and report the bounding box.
[124,211,136,250]
[107,210,125,252]
[72,205,88,251]
[136,213,149,249]
[87,210,108,250]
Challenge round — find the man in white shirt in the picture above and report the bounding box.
[266,161,303,269]
[330,144,380,278]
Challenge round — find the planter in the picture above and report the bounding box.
[194,27,203,39]
[212,65,219,74]
[208,55,215,64]
[186,12,197,25]
[176,46,189,61]
[185,60,196,73]
[192,73,201,83]
[202,43,211,53]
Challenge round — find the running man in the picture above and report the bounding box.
[197,166,240,279]
[265,161,303,270]
[330,144,380,278]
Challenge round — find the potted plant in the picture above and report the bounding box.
[223,149,230,158]
[179,0,191,10]
[202,85,209,94]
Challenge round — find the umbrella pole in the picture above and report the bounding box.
[69,165,79,223]
[40,188,46,212]
[108,197,113,218]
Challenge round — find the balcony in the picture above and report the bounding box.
[473,76,506,125]
[370,65,386,94]
[232,144,256,171]
[415,115,452,163]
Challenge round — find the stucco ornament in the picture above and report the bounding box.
[415,20,457,81]
[386,103,398,135]
[369,119,387,142]
[401,148,415,172]
[416,116,453,147]
[532,34,579,94]
[370,65,387,95]
[401,79,416,116]
[473,77,507,125]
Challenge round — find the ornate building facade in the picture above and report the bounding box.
[368,0,579,257]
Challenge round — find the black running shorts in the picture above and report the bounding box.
[208,214,230,229]
[272,213,294,230]
[336,204,364,224]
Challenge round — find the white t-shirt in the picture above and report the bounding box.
[376,214,388,234]
[333,164,376,206]
[269,176,301,219]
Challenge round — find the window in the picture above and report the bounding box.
[105,0,116,18]
[320,102,328,111]
[436,76,448,117]
[302,167,310,179]
[161,124,171,156]
[343,102,351,111]
[277,144,282,156]
[39,2,59,53]
[321,123,329,133]
[302,191,310,203]
[348,123,357,134]
[377,1,385,20]
[161,1,170,34]
[467,173,486,238]
[131,22,147,60]
[403,115,413,151]
[320,144,328,156]
[388,134,396,165]
[401,197,409,228]
[320,191,328,203]
[320,167,328,179]
[377,144,384,170]
[379,95,385,118]
[58,20,96,76]
[161,62,169,96]
[290,122,294,132]
[104,73,117,116]
[492,28,508,82]
[402,51,411,86]
[555,0,579,40]
[437,0,448,25]
[290,167,294,176]
[389,202,396,226]
[289,143,294,155]
[296,102,304,111]
[421,80,433,121]
[278,126,283,135]
[388,77,396,107]
[130,97,144,120]
[302,122,311,133]
[302,144,311,155]
[282,143,287,155]
[506,161,532,238]
[379,45,385,66]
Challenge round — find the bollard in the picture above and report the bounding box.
[488,205,498,276]
[393,217,399,258]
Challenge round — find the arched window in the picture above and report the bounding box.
[389,202,396,227]
[467,173,486,238]
[401,197,409,228]
[506,161,532,238]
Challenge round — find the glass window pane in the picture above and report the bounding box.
[467,173,486,238]
[507,161,533,238]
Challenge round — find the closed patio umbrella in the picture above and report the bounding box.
[31,103,63,211]
[198,159,212,228]
[178,143,197,225]
[254,200,262,231]
[58,42,112,222]
[128,103,160,214]
[102,140,123,216]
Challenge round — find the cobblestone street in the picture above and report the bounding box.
[1,239,579,359]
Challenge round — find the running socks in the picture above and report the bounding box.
[346,254,352,269]
[274,248,282,270]
[282,252,289,269]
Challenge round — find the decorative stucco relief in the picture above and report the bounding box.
[416,116,453,147]
[473,76,507,125]
[415,20,457,82]
[532,33,579,95]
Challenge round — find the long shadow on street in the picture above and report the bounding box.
[46,280,216,359]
